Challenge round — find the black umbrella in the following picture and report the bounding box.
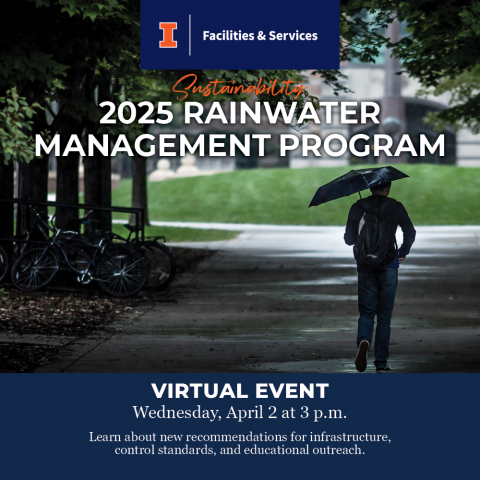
[308,166,409,207]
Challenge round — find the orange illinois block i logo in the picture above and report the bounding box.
[160,22,177,48]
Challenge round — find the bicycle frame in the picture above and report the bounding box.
[29,213,109,283]
[11,209,149,296]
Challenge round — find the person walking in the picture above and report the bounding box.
[344,181,416,373]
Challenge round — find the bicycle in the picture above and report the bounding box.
[10,211,147,297]
[112,223,176,290]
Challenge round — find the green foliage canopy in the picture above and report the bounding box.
[3,0,480,163]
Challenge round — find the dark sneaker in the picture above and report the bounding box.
[355,340,369,372]
[376,363,393,373]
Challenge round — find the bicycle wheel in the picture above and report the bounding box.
[96,249,147,297]
[0,245,9,284]
[141,241,176,289]
[11,248,58,291]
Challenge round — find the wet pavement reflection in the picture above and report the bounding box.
[42,226,480,373]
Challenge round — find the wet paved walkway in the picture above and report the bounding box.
[39,226,480,373]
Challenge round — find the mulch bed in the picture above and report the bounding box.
[0,344,61,373]
[0,247,213,372]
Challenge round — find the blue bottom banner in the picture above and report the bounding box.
[1,374,477,479]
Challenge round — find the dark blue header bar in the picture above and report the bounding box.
[141,0,339,69]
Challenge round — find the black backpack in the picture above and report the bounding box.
[353,197,396,272]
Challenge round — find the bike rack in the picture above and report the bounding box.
[0,199,146,252]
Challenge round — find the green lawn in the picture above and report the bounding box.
[112,165,480,226]
[111,223,240,243]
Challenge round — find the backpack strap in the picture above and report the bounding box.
[377,198,397,254]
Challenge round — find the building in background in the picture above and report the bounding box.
[291,17,480,168]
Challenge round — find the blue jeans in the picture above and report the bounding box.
[357,269,398,369]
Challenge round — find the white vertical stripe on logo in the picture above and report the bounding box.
[189,15,191,56]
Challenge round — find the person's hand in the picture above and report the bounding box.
[398,256,405,264]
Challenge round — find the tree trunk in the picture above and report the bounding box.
[15,106,50,238]
[0,159,15,254]
[129,103,151,227]
[56,130,79,230]
[130,155,149,226]
[82,73,117,233]
[17,156,49,237]
[83,143,112,232]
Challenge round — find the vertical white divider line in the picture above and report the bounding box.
[189,15,191,56]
